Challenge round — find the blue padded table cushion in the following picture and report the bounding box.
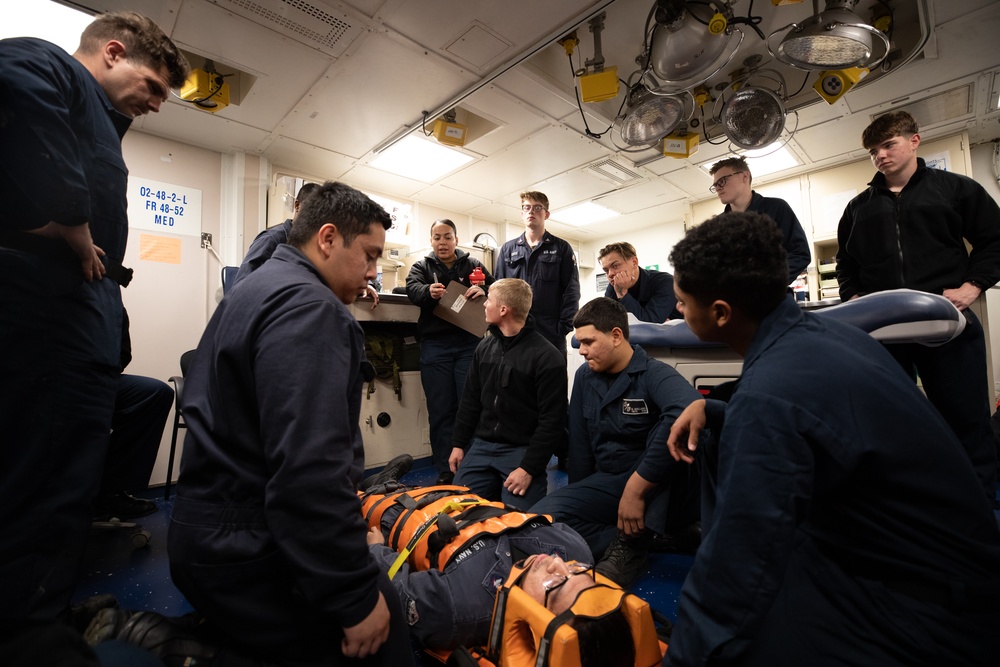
[571,289,964,349]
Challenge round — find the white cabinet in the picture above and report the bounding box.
[359,370,431,467]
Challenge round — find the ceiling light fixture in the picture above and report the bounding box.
[645,0,743,92]
[370,135,474,183]
[768,0,890,71]
[616,87,690,148]
[549,201,619,227]
[721,86,786,151]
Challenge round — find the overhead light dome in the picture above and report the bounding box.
[769,0,890,70]
[618,90,686,146]
[647,0,742,90]
[721,87,786,150]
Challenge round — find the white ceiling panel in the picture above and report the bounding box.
[596,179,685,213]
[523,170,620,213]
[493,69,580,122]
[411,184,491,214]
[444,126,609,200]
[794,111,879,164]
[278,32,476,157]
[265,136,357,180]
[171,1,336,128]
[340,164,427,199]
[467,200,522,225]
[137,102,271,153]
[460,88,549,153]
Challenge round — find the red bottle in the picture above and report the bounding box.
[469,267,485,287]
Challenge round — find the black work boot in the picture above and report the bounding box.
[85,608,217,667]
[651,521,702,554]
[594,531,652,589]
[359,454,414,491]
[93,491,158,521]
[70,594,119,633]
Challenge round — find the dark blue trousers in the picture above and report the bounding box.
[531,465,699,560]
[418,335,478,475]
[101,374,174,494]
[886,309,998,502]
[0,251,121,621]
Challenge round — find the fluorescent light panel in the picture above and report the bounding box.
[549,201,619,227]
[370,135,474,183]
[0,1,92,52]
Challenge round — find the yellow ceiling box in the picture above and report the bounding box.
[771,0,804,5]
[579,65,619,103]
[814,67,868,104]
[433,119,467,147]
[662,131,699,159]
[180,68,230,113]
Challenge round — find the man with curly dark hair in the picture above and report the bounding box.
[663,211,1000,666]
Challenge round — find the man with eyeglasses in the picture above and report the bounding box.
[359,476,637,665]
[709,156,810,283]
[494,191,581,354]
[599,241,681,323]
[364,490,593,651]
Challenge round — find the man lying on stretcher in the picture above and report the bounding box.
[359,458,664,666]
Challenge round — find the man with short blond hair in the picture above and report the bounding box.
[494,191,580,353]
[450,278,567,510]
[599,241,680,323]
[709,156,810,282]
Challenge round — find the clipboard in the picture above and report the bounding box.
[433,281,488,337]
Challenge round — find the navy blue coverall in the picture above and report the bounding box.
[168,245,413,666]
[0,38,131,621]
[665,298,1000,666]
[531,346,701,559]
[232,218,292,284]
[369,507,590,651]
[494,232,580,352]
[726,191,811,282]
[603,267,681,322]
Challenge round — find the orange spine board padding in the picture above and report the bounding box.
[492,566,665,667]
[361,485,548,572]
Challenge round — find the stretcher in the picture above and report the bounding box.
[360,485,668,667]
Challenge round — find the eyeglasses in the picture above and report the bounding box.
[542,562,593,606]
[709,171,745,193]
[521,204,547,213]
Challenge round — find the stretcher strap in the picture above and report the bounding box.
[387,498,491,579]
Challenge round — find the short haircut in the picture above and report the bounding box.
[489,278,532,321]
[670,211,788,321]
[431,219,457,236]
[709,156,751,181]
[573,297,629,342]
[288,181,391,248]
[572,610,637,667]
[598,242,637,262]
[862,110,920,151]
[78,12,189,88]
[295,182,320,205]
[520,191,549,210]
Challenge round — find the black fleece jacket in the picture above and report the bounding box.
[451,316,567,477]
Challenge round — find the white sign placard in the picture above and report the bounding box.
[127,177,202,237]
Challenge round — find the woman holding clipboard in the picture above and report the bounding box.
[406,219,494,484]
